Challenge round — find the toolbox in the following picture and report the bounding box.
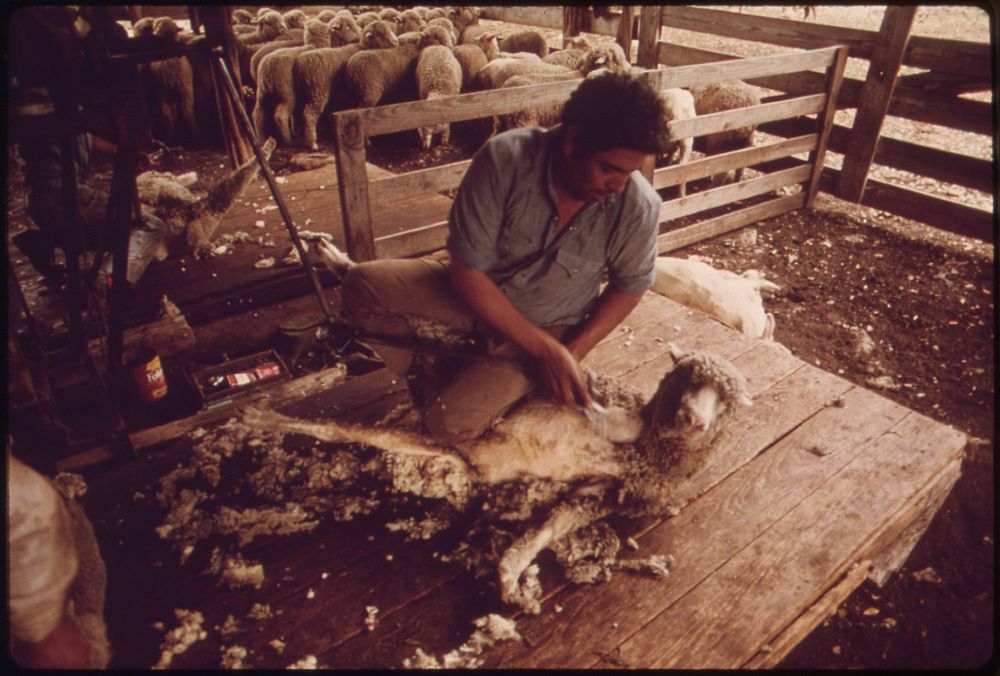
[185,349,291,409]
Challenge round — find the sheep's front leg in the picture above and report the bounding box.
[301,97,328,151]
[498,500,609,614]
[273,103,295,146]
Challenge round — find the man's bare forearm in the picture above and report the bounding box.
[565,286,645,361]
[447,258,554,358]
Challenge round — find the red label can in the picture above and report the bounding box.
[131,348,168,402]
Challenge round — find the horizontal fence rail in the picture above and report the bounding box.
[333,44,848,261]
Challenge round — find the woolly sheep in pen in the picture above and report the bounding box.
[250,32,305,83]
[397,8,425,34]
[231,8,253,24]
[500,30,549,59]
[425,7,447,21]
[447,6,483,43]
[497,42,632,131]
[396,31,424,45]
[294,19,398,150]
[416,37,463,148]
[474,55,569,90]
[427,16,457,42]
[238,10,286,45]
[283,9,306,30]
[329,13,362,47]
[345,22,451,109]
[241,336,751,614]
[356,11,380,28]
[452,42,489,91]
[252,19,332,146]
[659,87,696,197]
[689,80,762,186]
[316,9,337,23]
[378,7,401,25]
[143,17,198,143]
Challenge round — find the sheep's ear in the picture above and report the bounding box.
[594,54,608,66]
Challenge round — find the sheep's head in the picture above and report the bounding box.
[302,19,330,48]
[361,20,398,49]
[283,9,306,30]
[132,16,155,38]
[447,7,480,30]
[378,7,401,24]
[356,11,380,28]
[152,16,182,41]
[329,15,362,46]
[255,11,285,39]
[231,8,253,25]
[419,25,454,50]
[255,7,274,19]
[580,42,631,75]
[643,344,752,449]
[427,17,456,41]
[474,32,500,60]
[398,9,425,34]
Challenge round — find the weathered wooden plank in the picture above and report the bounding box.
[661,6,991,79]
[486,362,863,668]
[658,193,806,253]
[662,6,877,59]
[369,160,469,204]
[745,559,873,668]
[660,164,811,222]
[837,6,918,202]
[653,134,818,190]
[374,219,449,259]
[667,93,826,143]
[128,363,348,450]
[636,5,663,69]
[760,116,994,195]
[611,410,965,669]
[805,45,848,206]
[656,47,838,90]
[333,111,377,262]
[87,311,196,373]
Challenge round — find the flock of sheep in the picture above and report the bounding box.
[132,5,763,186]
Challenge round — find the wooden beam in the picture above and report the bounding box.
[616,5,636,57]
[667,93,827,142]
[656,46,838,89]
[657,193,806,253]
[805,45,848,207]
[660,164,811,222]
[201,5,252,168]
[837,6,917,202]
[129,363,348,451]
[369,160,470,204]
[637,6,662,69]
[332,111,377,262]
[563,6,584,38]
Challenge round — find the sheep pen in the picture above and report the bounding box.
[4,5,992,672]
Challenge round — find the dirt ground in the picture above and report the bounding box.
[6,4,994,670]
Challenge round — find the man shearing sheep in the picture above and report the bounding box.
[341,72,671,444]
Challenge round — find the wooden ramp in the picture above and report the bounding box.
[96,291,966,669]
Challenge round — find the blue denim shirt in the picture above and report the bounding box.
[447,125,661,326]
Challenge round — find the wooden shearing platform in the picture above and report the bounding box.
[91,290,967,669]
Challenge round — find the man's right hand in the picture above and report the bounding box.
[531,332,593,409]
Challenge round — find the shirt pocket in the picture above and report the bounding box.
[553,247,604,279]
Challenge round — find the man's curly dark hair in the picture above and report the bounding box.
[561,72,671,157]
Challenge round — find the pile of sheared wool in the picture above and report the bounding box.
[153,609,207,669]
[402,614,522,669]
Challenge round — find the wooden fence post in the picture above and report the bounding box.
[333,112,377,262]
[836,5,917,202]
[806,46,849,207]
[563,6,584,39]
[637,6,663,69]
[201,5,252,168]
[616,6,636,57]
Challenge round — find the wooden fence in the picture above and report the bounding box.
[485,5,993,242]
[332,45,848,261]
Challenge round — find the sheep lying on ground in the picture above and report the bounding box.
[242,341,751,613]
[689,80,762,186]
[295,18,398,150]
[416,32,462,148]
[253,19,331,145]
[651,256,778,339]
[660,87,696,197]
[137,137,276,257]
[500,29,549,58]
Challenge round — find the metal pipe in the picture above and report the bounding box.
[209,48,336,322]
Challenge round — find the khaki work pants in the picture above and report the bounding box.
[341,258,568,445]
